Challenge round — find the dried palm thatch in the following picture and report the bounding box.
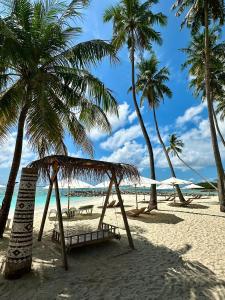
[28,155,139,183]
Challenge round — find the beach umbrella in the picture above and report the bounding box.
[44,179,94,212]
[44,179,93,189]
[157,184,174,190]
[160,177,192,185]
[182,183,204,189]
[136,176,160,187]
[94,180,110,188]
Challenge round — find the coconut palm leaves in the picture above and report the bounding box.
[104,0,167,52]
[136,55,172,108]
[135,55,186,203]
[168,134,217,189]
[173,0,225,212]
[0,0,119,236]
[104,0,167,209]
[172,0,225,34]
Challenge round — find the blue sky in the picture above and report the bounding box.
[0,0,223,184]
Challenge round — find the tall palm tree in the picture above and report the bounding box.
[103,0,167,208]
[0,0,118,237]
[181,26,225,148]
[172,0,225,212]
[135,55,186,203]
[168,134,217,190]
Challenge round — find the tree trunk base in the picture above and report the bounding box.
[4,259,32,280]
[220,205,225,212]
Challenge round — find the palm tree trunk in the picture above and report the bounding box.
[130,36,157,208]
[212,106,225,148]
[0,106,28,237]
[175,152,217,190]
[152,106,186,203]
[204,2,225,212]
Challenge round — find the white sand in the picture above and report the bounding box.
[1,194,225,299]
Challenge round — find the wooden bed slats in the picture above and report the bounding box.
[52,223,120,250]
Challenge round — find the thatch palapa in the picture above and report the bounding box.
[27,155,140,184]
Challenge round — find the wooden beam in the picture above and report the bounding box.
[98,177,114,229]
[38,174,54,241]
[54,174,68,271]
[113,172,135,250]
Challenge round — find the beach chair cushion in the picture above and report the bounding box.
[78,205,94,215]
[126,207,146,217]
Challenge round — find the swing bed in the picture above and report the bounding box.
[29,155,139,270]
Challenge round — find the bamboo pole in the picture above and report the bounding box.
[98,177,114,229]
[53,164,68,271]
[112,173,135,250]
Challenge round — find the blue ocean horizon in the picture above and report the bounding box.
[0,186,217,215]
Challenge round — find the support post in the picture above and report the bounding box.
[54,174,68,271]
[113,173,135,250]
[4,168,38,279]
[37,177,54,241]
[135,184,138,209]
[98,177,114,229]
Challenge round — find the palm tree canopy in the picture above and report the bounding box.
[167,134,184,157]
[172,0,225,34]
[135,54,172,108]
[103,0,167,52]
[181,26,225,99]
[0,0,118,157]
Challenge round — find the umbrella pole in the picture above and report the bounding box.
[67,185,70,216]
[135,184,138,209]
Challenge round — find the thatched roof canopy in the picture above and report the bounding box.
[28,155,139,183]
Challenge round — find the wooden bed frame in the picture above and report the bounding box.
[52,223,120,252]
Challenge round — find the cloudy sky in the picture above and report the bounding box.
[0,0,224,184]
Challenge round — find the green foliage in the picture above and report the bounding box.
[135,53,172,108]
[0,0,118,157]
[197,181,218,189]
[181,26,225,100]
[103,0,167,53]
[167,134,184,157]
[172,0,225,34]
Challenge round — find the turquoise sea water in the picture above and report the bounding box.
[0,187,92,213]
[0,186,217,213]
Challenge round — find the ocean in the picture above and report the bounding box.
[0,186,217,214]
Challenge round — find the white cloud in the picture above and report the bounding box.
[156,114,225,172]
[88,102,136,141]
[0,132,36,169]
[100,141,149,171]
[176,102,206,127]
[100,124,142,151]
[128,111,137,123]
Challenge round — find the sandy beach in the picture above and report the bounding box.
[1,194,225,300]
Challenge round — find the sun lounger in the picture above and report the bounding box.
[126,207,146,217]
[107,200,116,208]
[68,207,78,218]
[49,209,57,219]
[144,205,157,214]
[78,205,94,215]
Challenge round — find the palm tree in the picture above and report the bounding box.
[168,134,217,190]
[172,0,225,212]
[103,0,167,208]
[0,0,118,237]
[136,55,186,203]
[181,26,225,148]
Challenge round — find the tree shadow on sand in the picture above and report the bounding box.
[1,232,225,299]
[117,211,184,224]
[168,203,209,209]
